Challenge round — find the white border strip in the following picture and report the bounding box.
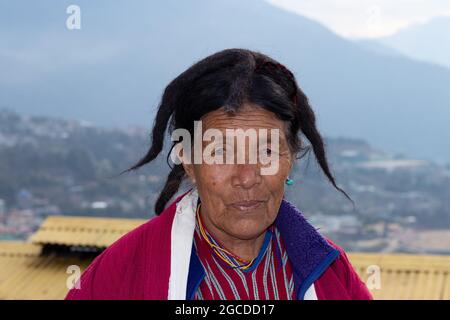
[167,188,199,300]
[304,284,318,300]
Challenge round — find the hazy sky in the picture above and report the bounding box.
[267,0,450,38]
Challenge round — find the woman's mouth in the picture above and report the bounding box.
[230,200,263,212]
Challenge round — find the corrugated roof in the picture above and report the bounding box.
[348,253,450,300]
[0,241,91,299]
[0,241,42,256]
[28,215,147,248]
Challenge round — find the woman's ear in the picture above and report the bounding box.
[178,147,196,184]
[182,162,196,185]
[288,152,295,171]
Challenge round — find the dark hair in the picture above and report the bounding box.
[122,48,352,214]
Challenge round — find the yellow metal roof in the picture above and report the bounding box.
[28,215,147,248]
[348,252,450,300]
[0,241,91,300]
[0,240,42,256]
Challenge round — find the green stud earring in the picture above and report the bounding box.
[285,178,294,186]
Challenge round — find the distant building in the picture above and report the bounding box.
[357,159,429,172]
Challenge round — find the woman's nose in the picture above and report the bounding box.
[231,163,262,189]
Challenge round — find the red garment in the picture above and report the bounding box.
[65,192,372,300]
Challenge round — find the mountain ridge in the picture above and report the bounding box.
[1,0,450,163]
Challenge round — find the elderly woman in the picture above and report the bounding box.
[66,49,372,300]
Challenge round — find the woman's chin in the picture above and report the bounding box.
[226,224,269,241]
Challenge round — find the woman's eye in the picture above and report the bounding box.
[260,147,278,157]
[214,147,224,155]
[261,148,272,156]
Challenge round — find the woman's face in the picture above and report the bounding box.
[182,104,294,241]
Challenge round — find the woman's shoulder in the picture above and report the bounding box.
[65,196,182,299]
[315,238,373,300]
[95,200,178,263]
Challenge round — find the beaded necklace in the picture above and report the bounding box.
[196,202,270,271]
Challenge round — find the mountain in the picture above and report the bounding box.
[1,0,450,164]
[373,16,450,69]
[0,108,168,219]
[355,40,402,58]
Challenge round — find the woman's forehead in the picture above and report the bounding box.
[200,104,286,131]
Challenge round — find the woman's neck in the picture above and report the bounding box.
[199,207,267,262]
